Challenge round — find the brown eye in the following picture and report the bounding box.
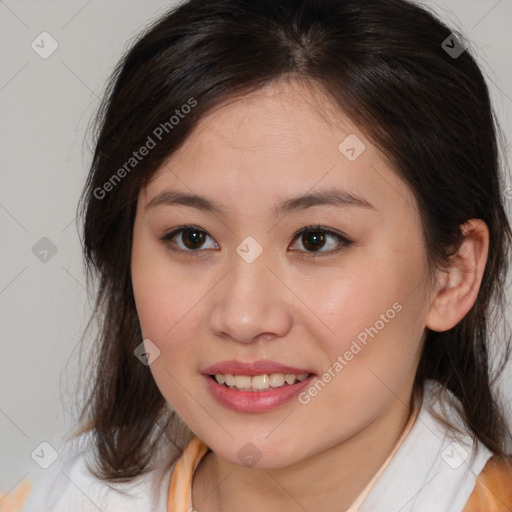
[160,226,218,253]
[301,231,327,251]
[181,229,206,249]
[289,226,353,256]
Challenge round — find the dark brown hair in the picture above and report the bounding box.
[75,0,512,481]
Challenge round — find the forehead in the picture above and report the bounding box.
[176,79,356,156]
[144,79,418,218]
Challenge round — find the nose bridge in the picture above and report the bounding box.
[209,241,293,343]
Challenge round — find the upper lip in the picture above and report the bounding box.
[202,359,315,376]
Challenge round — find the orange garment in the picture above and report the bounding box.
[166,435,209,512]
[0,481,31,512]
[462,455,512,512]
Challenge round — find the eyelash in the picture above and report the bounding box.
[159,224,353,258]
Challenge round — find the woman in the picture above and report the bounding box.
[4,0,512,510]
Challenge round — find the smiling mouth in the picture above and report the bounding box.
[209,372,313,392]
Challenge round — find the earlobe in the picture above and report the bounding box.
[425,219,489,332]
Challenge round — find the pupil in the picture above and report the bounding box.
[303,231,325,251]
[184,230,205,249]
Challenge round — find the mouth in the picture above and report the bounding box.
[201,360,317,412]
[208,372,313,392]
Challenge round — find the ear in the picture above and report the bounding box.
[425,219,489,332]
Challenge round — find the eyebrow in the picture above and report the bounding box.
[146,188,377,216]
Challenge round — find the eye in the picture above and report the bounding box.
[289,225,353,257]
[160,226,218,254]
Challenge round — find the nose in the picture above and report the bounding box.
[209,250,293,344]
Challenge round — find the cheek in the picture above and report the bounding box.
[131,226,206,340]
[293,286,426,438]
[130,233,207,389]
[131,246,209,418]
[295,237,429,397]
[293,252,424,353]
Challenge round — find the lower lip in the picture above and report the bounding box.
[203,374,315,412]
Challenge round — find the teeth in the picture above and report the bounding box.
[285,374,296,384]
[213,372,310,391]
[269,373,285,387]
[252,374,270,389]
[234,375,251,390]
[225,374,235,386]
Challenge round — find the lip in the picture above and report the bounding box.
[203,373,316,412]
[201,359,316,377]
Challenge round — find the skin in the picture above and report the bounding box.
[130,79,489,512]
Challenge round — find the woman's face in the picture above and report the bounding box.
[131,79,434,468]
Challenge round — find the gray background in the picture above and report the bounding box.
[1,0,511,494]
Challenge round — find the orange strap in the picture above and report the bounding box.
[0,480,30,512]
[462,455,512,511]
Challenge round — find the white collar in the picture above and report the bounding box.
[355,379,492,512]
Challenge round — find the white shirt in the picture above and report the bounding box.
[20,430,175,511]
